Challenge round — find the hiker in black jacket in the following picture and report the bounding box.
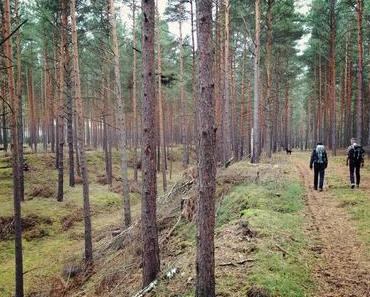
[310,143,328,191]
[346,138,365,189]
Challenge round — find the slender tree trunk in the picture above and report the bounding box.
[2,98,7,151]
[42,58,48,152]
[195,0,216,296]
[3,0,24,294]
[156,4,167,192]
[57,0,67,202]
[27,68,37,152]
[74,111,81,177]
[190,0,197,156]
[65,38,75,187]
[356,0,363,143]
[223,0,232,164]
[247,81,252,156]
[70,0,93,264]
[15,0,24,201]
[44,49,55,154]
[318,55,322,141]
[265,0,273,158]
[102,68,112,185]
[347,50,353,139]
[179,19,189,167]
[141,0,160,287]
[132,0,139,182]
[214,1,223,162]
[329,0,337,155]
[108,0,131,227]
[252,0,261,163]
[240,49,246,159]
[284,82,290,149]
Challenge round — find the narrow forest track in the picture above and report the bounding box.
[293,154,370,297]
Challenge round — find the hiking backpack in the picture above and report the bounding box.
[352,145,364,163]
[316,146,326,164]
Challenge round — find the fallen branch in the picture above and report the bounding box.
[160,213,182,244]
[219,259,254,267]
[104,224,136,252]
[160,179,194,204]
[275,244,289,256]
[131,280,158,297]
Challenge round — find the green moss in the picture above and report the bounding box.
[215,170,313,297]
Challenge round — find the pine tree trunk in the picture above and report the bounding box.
[240,49,246,158]
[15,0,24,201]
[329,0,337,154]
[102,69,112,185]
[284,83,290,149]
[57,0,67,202]
[252,0,261,163]
[179,20,189,167]
[3,0,24,294]
[214,1,223,162]
[265,0,273,158]
[356,0,363,143]
[347,49,353,139]
[247,81,252,156]
[223,0,232,164]
[132,0,139,182]
[2,98,7,151]
[195,0,216,296]
[141,0,160,287]
[156,5,167,192]
[108,0,131,227]
[65,36,75,186]
[27,68,37,152]
[70,0,93,264]
[190,0,197,157]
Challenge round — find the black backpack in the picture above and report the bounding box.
[350,145,364,163]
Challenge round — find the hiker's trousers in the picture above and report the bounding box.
[314,163,325,189]
[349,162,361,186]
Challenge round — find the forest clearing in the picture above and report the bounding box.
[1,0,370,296]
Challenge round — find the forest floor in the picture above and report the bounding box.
[0,150,369,297]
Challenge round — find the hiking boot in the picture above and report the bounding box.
[314,187,318,191]
[319,188,323,192]
[356,184,360,188]
[351,184,355,189]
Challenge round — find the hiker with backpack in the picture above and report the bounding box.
[310,142,328,191]
[346,138,365,189]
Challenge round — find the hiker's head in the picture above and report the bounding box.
[317,142,323,146]
[351,138,357,145]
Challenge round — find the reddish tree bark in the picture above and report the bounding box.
[195,0,216,295]
[252,0,261,163]
[356,0,363,143]
[70,0,93,264]
[329,0,337,154]
[3,0,24,294]
[108,0,131,227]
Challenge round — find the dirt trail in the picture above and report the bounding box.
[294,154,370,297]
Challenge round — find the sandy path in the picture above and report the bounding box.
[294,154,370,297]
